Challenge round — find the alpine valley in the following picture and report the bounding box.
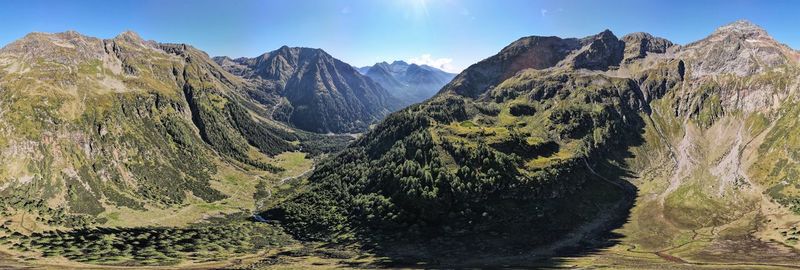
[2,20,800,270]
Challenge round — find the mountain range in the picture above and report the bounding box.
[213,47,399,133]
[0,31,352,228]
[3,20,800,269]
[357,60,455,105]
[269,20,800,266]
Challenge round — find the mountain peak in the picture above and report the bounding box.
[621,32,674,62]
[58,30,85,38]
[570,29,624,70]
[680,19,795,77]
[366,62,392,76]
[391,60,408,66]
[271,46,328,57]
[597,29,616,38]
[216,46,397,133]
[622,32,654,40]
[267,45,298,57]
[0,30,104,63]
[274,45,293,54]
[115,30,143,41]
[17,30,90,42]
[712,19,769,38]
[717,19,761,31]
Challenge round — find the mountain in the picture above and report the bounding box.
[359,60,456,105]
[356,65,372,74]
[214,47,399,133]
[269,20,800,266]
[0,31,347,228]
[6,20,800,269]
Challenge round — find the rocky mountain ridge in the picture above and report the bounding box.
[213,46,399,133]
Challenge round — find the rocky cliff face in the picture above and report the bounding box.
[214,47,399,133]
[622,32,674,62]
[672,20,800,114]
[568,29,626,70]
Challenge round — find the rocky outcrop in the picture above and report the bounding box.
[570,29,625,70]
[622,32,675,62]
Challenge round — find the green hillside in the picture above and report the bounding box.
[267,21,800,267]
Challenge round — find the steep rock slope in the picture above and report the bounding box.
[214,47,399,133]
[360,60,456,105]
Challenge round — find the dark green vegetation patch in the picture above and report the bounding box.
[1,216,292,266]
[269,71,650,246]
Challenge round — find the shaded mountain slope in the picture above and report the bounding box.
[214,47,399,133]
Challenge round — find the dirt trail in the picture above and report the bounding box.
[654,251,687,263]
[252,165,316,222]
[279,165,315,185]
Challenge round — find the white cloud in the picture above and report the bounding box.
[541,8,564,17]
[408,54,460,73]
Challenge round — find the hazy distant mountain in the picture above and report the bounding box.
[358,60,456,105]
[356,65,372,74]
[214,47,399,133]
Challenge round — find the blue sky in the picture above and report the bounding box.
[1,0,799,72]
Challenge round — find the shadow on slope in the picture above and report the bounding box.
[345,120,644,268]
